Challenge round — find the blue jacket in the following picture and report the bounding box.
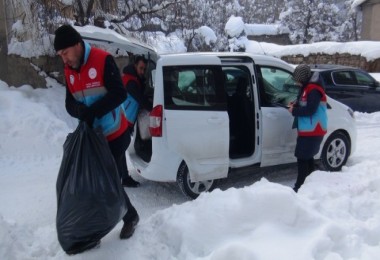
[293,83,327,137]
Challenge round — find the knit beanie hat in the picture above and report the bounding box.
[54,24,82,52]
[293,64,312,85]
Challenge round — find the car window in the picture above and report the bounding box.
[258,66,298,107]
[353,71,375,86]
[223,66,252,100]
[163,66,226,110]
[332,71,356,85]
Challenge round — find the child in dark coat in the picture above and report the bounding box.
[288,64,328,192]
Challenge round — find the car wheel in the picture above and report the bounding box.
[321,132,350,171]
[176,162,216,199]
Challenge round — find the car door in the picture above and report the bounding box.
[330,70,380,112]
[256,66,298,166]
[328,70,360,100]
[351,70,380,112]
[159,56,229,182]
[220,57,261,168]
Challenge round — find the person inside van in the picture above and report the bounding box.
[121,55,152,187]
[288,64,327,192]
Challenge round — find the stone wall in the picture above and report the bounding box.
[3,52,380,88]
[281,53,380,72]
[247,34,292,45]
[6,55,64,87]
[0,0,126,88]
[1,54,129,88]
[2,47,380,88]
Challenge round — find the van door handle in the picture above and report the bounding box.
[207,117,224,124]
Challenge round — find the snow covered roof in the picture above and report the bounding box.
[245,24,290,36]
[225,16,288,38]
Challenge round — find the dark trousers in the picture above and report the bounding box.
[293,158,315,192]
[108,130,137,222]
[108,129,132,181]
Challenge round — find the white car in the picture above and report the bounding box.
[78,26,357,199]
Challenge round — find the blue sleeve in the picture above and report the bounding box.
[292,90,322,117]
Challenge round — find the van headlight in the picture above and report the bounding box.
[347,108,355,119]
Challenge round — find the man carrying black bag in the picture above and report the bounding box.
[54,24,139,253]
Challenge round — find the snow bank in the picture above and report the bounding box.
[0,80,74,157]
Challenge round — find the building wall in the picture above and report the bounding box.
[369,4,380,40]
[361,0,380,40]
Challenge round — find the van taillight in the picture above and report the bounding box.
[149,105,163,137]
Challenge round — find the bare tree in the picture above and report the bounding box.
[110,0,181,33]
[73,0,95,25]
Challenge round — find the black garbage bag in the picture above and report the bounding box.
[56,122,128,254]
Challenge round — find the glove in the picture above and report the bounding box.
[77,105,96,128]
[76,103,89,120]
[82,108,96,128]
[67,98,96,127]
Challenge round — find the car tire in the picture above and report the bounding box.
[176,162,217,199]
[321,131,350,171]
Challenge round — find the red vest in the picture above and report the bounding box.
[297,83,328,136]
[122,73,140,88]
[65,47,127,141]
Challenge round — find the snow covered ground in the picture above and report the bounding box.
[1,70,380,259]
[3,13,380,259]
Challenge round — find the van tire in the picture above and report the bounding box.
[176,162,217,199]
[321,131,350,171]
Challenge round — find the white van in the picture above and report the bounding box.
[78,26,357,199]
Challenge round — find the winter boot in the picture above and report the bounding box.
[120,213,140,239]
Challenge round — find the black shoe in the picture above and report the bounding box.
[122,177,140,188]
[120,213,139,239]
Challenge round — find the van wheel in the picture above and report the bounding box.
[176,162,216,199]
[321,132,350,171]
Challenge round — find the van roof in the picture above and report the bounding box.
[158,52,292,67]
[75,25,158,61]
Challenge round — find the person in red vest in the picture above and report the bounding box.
[121,55,151,187]
[288,64,327,192]
[54,24,139,245]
